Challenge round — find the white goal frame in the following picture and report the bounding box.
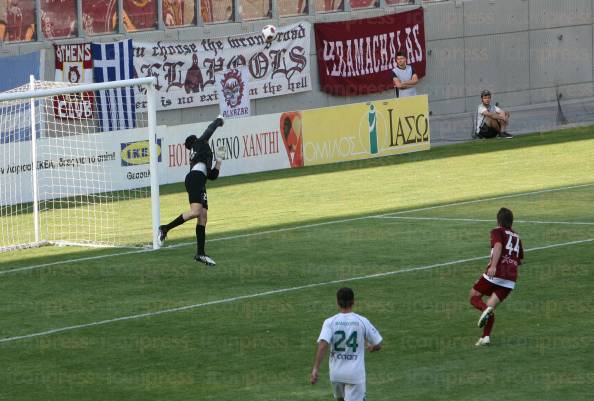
[0,77,160,251]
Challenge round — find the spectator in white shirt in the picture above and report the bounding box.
[391,51,419,98]
[476,90,512,139]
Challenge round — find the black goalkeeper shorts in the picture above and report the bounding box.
[185,170,208,209]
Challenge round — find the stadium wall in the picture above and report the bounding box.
[1,0,594,125]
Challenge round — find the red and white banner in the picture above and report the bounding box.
[215,68,251,119]
[314,8,426,96]
[133,21,311,111]
[55,44,93,84]
[54,43,95,119]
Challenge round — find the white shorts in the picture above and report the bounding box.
[331,381,366,401]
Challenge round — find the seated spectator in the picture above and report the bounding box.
[475,90,512,139]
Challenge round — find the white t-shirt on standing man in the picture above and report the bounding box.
[391,65,417,98]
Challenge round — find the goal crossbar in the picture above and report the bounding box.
[0,78,157,102]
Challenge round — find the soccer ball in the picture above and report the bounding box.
[262,25,277,44]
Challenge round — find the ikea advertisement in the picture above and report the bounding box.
[301,95,430,166]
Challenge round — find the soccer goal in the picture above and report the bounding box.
[0,76,160,252]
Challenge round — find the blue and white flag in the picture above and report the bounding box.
[91,39,135,132]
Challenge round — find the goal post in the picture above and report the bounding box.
[0,77,160,252]
[146,79,160,251]
[29,75,41,245]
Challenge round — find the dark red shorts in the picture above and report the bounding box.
[473,276,512,302]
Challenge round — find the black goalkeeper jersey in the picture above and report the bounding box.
[189,117,223,179]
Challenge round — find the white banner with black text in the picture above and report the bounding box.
[133,21,311,111]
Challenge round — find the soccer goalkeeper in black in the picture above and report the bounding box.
[158,115,225,266]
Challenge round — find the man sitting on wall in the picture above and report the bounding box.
[475,90,513,139]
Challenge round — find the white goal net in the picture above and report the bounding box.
[0,77,159,252]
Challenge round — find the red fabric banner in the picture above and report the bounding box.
[53,43,95,120]
[314,8,426,96]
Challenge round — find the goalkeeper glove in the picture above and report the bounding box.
[217,114,225,126]
[216,143,227,161]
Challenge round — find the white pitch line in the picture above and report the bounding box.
[0,237,592,345]
[376,216,594,225]
[2,182,593,276]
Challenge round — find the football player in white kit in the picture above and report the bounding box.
[311,288,383,401]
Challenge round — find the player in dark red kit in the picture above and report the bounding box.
[469,207,524,346]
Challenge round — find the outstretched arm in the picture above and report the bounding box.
[310,340,328,385]
[198,116,224,142]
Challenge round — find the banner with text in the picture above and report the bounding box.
[0,110,305,205]
[315,8,426,96]
[54,43,95,120]
[133,21,311,111]
[161,112,303,184]
[301,95,430,166]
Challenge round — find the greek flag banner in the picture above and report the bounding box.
[91,39,135,132]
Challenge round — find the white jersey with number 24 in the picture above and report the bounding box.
[317,312,383,384]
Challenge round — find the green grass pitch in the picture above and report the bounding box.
[1,127,594,400]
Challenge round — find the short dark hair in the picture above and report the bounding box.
[497,207,514,229]
[184,134,197,150]
[336,287,354,308]
[396,51,406,58]
[480,89,491,98]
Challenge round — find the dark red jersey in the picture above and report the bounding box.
[485,227,524,288]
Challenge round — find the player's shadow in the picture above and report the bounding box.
[162,125,594,195]
[2,177,592,273]
[2,126,593,270]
